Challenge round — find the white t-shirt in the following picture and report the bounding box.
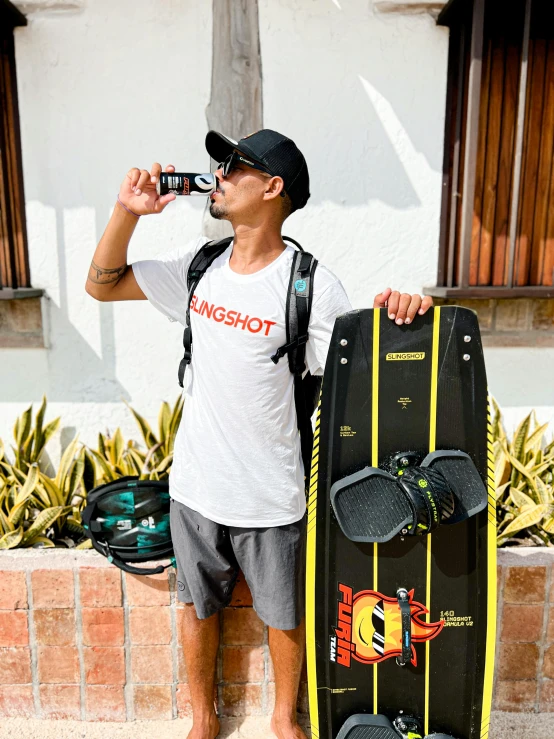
[133,236,352,527]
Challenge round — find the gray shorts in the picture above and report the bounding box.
[169,498,306,630]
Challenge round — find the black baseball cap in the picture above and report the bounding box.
[205,129,310,212]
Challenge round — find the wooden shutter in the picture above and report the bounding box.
[0,3,29,290]
[436,0,554,296]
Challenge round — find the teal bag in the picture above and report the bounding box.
[82,476,174,576]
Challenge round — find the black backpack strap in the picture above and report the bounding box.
[178,237,233,387]
[271,241,319,490]
[270,248,318,369]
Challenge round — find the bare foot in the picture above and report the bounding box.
[271,715,307,739]
[186,713,220,739]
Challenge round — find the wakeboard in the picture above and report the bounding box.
[306,307,496,739]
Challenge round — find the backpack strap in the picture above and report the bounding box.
[178,237,233,387]
[271,248,318,373]
[271,244,319,490]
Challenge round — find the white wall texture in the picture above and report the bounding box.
[1,0,551,463]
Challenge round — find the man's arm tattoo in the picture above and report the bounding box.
[88,260,128,285]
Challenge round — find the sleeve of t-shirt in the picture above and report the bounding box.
[132,236,208,325]
[305,275,352,376]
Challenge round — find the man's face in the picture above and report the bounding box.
[209,151,276,222]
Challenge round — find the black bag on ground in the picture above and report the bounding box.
[178,236,320,490]
[82,476,174,576]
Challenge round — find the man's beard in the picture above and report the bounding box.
[209,189,230,220]
[209,202,228,219]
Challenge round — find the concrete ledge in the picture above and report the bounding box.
[0,549,168,570]
[0,545,548,570]
[0,712,549,738]
[12,0,84,16]
[498,547,554,566]
[374,0,447,17]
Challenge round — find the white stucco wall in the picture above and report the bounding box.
[1,0,551,462]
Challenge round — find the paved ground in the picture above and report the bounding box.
[0,713,552,738]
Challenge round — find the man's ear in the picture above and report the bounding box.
[263,176,285,202]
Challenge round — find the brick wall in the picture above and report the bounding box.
[0,550,307,721]
[0,547,551,721]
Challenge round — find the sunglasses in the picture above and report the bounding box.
[218,151,272,178]
[217,152,286,197]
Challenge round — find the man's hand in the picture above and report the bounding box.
[118,162,177,216]
[373,288,433,325]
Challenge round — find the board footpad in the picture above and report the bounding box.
[336,714,402,739]
[330,450,487,543]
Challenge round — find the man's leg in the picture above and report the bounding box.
[180,604,220,739]
[268,620,307,739]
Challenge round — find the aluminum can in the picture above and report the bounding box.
[156,172,217,196]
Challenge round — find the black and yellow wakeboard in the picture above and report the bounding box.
[306,307,496,739]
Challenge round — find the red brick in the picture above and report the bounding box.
[176,683,192,718]
[129,606,171,644]
[547,610,554,641]
[222,647,265,683]
[543,645,554,679]
[0,611,28,646]
[494,680,536,712]
[133,684,172,720]
[220,684,262,716]
[80,568,122,608]
[34,609,75,646]
[230,572,253,607]
[540,680,554,711]
[37,646,79,684]
[40,684,80,720]
[0,647,32,684]
[125,572,170,606]
[177,647,188,683]
[86,685,126,722]
[504,567,546,604]
[223,608,264,646]
[498,643,539,680]
[131,645,173,684]
[84,647,125,685]
[0,571,27,609]
[82,608,124,646]
[0,685,34,717]
[501,604,544,642]
[31,570,74,608]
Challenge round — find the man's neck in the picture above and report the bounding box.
[228,224,286,275]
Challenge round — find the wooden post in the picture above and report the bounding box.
[458,0,485,288]
[203,0,263,239]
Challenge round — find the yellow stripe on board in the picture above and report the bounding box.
[425,307,441,736]
[372,309,380,714]
[306,395,323,739]
[480,401,498,739]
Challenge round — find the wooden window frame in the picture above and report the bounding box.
[0,0,35,298]
[427,0,554,299]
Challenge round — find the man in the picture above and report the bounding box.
[86,129,433,739]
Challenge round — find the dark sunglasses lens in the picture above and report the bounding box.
[220,154,234,177]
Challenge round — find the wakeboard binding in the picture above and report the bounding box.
[330,450,487,543]
[336,713,456,739]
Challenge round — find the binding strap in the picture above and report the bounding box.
[396,588,412,667]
